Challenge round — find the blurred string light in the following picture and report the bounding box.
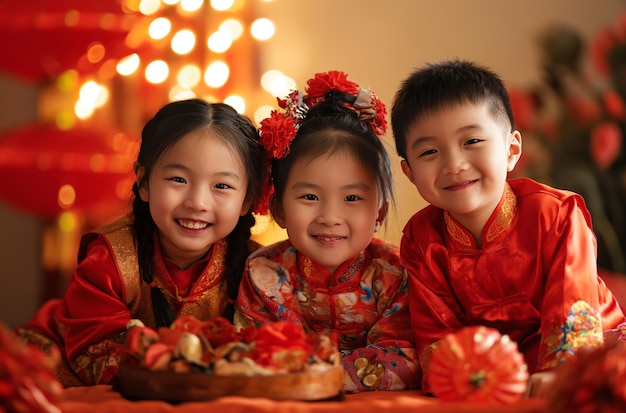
[58,0,300,124]
[255,68,296,123]
[9,0,291,273]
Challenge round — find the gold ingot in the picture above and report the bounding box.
[362,373,379,388]
[353,357,369,370]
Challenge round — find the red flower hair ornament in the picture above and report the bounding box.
[255,71,387,214]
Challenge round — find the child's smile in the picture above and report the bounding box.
[275,151,383,274]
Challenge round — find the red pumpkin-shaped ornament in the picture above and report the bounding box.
[427,326,529,404]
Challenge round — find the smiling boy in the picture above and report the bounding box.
[391,59,626,397]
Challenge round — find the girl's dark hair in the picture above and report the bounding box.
[132,99,263,326]
[269,92,394,219]
[391,59,515,159]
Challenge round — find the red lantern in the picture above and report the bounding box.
[0,0,145,83]
[0,123,138,218]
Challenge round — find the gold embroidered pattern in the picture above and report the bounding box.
[101,220,155,326]
[485,183,517,242]
[151,237,228,320]
[299,253,319,284]
[177,239,229,320]
[443,183,517,246]
[540,300,603,370]
[100,219,229,327]
[443,212,473,247]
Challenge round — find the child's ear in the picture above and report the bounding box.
[377,200,389,224]
[134,163,149,202]
[506,130,523,172]
[269,195,287,229]
[401,159,416,185]
[239,201,252,217]
[239,191,254,217]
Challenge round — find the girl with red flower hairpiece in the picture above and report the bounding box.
[235,71,421,392]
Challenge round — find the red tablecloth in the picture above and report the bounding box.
[59,385,547,413]
[55,271,626,413]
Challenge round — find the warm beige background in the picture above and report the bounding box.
[1,0,624,327]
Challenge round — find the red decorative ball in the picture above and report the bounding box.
[427,325,529,405]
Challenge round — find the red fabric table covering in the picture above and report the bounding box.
[59,385,547,413]
[53,261,626,413]
[57,271,626,412]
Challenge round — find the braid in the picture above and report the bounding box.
[221,212,256,321]
[149,287,176,328]
[131,183,176,328]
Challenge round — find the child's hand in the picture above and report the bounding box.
[524,371,556,398]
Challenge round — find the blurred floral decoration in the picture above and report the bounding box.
[547,338,626,413]
[509,13,626,274]
[0,320,63,413]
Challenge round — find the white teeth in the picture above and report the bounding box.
[178,219,208,229]
[317,236,342,241]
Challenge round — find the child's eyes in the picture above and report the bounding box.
[418,149,437,157]
[418,138,483,157]
[296,194,363,202]
[167,178,234,190]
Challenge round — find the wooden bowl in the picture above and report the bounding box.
[116,363,345,402]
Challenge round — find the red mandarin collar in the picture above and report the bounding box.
[443,182,517,248]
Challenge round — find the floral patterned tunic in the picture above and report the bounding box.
[235,238,420,392]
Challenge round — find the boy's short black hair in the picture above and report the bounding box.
[390,59,515,159]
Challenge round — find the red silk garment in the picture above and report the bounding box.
[15,217,231,386]
[401,178,626,391]
[235,238,421,392]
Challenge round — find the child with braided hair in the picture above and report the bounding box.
[15,98,265,386]
[234,71,420,392]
